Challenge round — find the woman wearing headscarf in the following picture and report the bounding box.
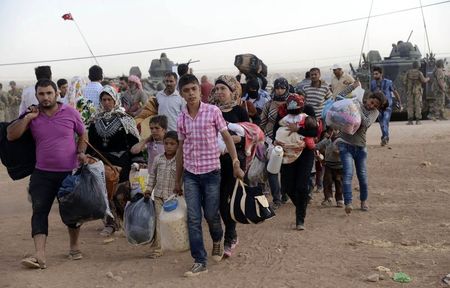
[121,75,149,117]
[260,77,290,208]
[87,85,142,236]
[272,93,318,230]
[211,75,249,257]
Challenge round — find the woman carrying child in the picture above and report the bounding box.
[272,94,318,230]
[211,75,249,257]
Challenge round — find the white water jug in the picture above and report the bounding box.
[267,145,284,174]
[160,196,189,252]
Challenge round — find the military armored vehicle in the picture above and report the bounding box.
[350,40,438,120]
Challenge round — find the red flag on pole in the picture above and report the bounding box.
[62,13,73,21]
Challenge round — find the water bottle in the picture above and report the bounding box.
[160,196,189,252]
[267,145,284,174]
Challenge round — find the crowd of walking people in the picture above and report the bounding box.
[2,59,448,277]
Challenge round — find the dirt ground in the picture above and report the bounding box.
[1,120,450,288]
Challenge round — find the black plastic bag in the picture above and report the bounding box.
[124,194,156,245]
[58,161,111,226]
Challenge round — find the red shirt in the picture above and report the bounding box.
[200,82,214,103]
[177,102,227,174]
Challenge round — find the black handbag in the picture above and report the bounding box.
[229,179,275,224]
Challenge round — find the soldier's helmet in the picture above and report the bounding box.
[412,61,420,69]
[436,59,444,68]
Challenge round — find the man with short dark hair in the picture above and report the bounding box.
[119,76,128,93]
[370,66,400,146]
[7,79,88,269]
[177,63,189,78]
[19,66,51,115]
[57,78,69,104]
[83,65,103,109]
[302,68,331,119]
[156,72,185,131]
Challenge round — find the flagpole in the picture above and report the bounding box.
[72,19,99,65]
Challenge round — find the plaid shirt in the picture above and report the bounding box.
[147,153,176,201]
[177,102,227,174]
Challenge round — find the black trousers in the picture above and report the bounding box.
[29,169,77,237]
[280,149,315,225]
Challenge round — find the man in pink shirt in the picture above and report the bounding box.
[7,79,88,269]
[175,74,244,277]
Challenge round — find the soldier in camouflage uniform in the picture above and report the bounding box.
[405,61,429,125]
[0,83,7,122]
[430,60,448,120]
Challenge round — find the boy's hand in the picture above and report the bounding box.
[174,182,183,196]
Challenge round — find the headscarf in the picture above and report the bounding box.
[128,75,143,91]
[210,75,242,111]
[278,93,305,118]
[286,94,305,111]
[272,77,290,102]
[95,85,140,140]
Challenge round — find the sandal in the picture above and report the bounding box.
[147,250,163,259]
[68,250,83,260]
[21,256,46,269]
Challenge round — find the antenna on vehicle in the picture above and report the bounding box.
[419,0,432,54]
[406,30,413,42]
[358,0,375,68]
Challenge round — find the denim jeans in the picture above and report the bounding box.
[267,172,282,203]
[337,142,368,205]
[378,107,392,140]
[184,169,223,265]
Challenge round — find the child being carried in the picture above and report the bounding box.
[275,94,317,164]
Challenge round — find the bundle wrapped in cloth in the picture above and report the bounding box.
[325,98,361,135]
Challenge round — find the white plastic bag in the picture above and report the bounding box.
[325,98,361,135]
[247,157,266,186]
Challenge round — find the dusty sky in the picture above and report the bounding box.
[0,0,449,84]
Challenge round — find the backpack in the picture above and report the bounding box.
[0,121,36,180]
[229,179,275,224]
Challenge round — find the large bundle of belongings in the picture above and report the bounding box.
[234,54,268,89]
[0,116,36,180]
